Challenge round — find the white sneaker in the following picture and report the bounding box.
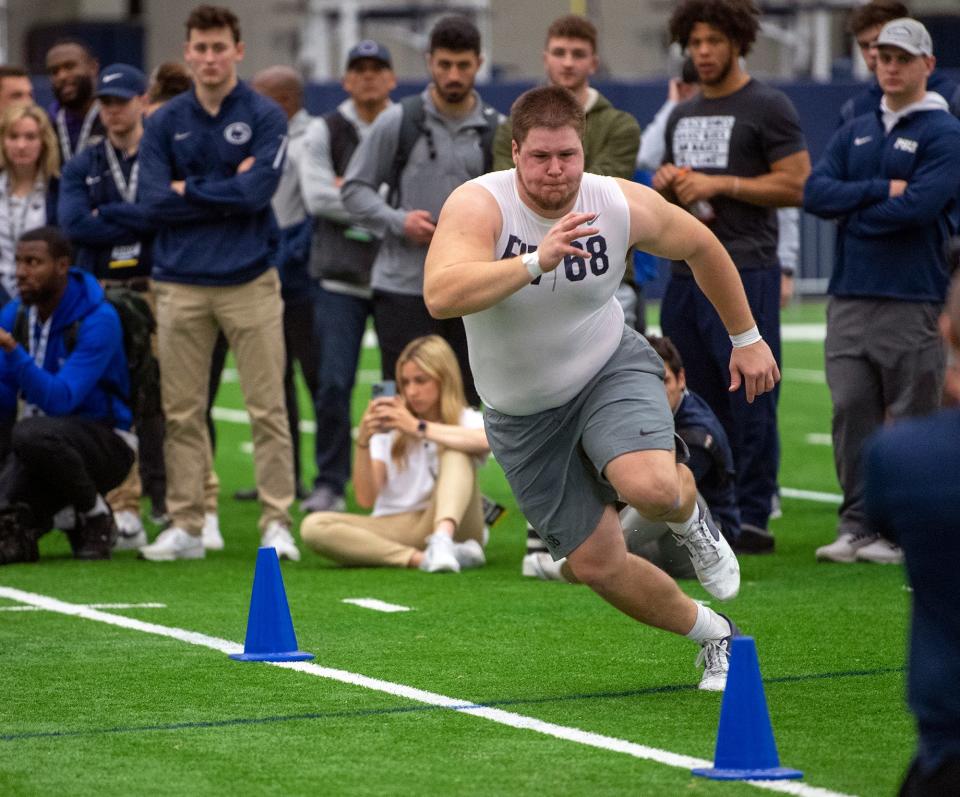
[202,512,224,551]
[453,539,486,570]
[113,510,147,550]
[672,502,740,601]
[855,537,904,564]
[696,615,738,692]
[521,552,567,581]
[815,531,878,563]
[52,505,77,532]
[139,527,205,561]
[419,532,460,573]
[300,485,346,514]
[262,521,300,562]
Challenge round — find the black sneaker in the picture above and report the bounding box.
[73,512,118,560]
[734,523,775,555]
[0,504,40,565]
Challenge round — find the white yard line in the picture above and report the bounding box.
[0,585,854,797]
[804,434,832,446]
[0,602,166,613]
[341,598,412,613]
[783,368,826,384]
[780,487,843,505]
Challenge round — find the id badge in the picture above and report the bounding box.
[109,242,141,269]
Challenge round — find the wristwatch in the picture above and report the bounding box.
[417,420,428,438]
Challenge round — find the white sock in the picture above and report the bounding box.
[84,495,108,518]
[685,603,732,643]
[667,504,699,537]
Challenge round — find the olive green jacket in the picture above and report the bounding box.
[492,89,640,178]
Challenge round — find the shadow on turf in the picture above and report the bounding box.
[2,665,905,743]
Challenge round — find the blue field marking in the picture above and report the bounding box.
[1,665,905,744]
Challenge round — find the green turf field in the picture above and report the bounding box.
[0,300,914,797]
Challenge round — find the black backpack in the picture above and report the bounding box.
[13,286,160,420]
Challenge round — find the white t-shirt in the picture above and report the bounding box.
[464,170,632,416]
[369,407,486,517]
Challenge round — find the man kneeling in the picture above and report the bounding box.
[0,227,135,563]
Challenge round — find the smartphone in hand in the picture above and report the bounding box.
[371,380,396,399]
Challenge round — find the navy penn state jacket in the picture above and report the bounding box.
[59,140,155,280]
[804,96,960,302]
[138,81,287,286]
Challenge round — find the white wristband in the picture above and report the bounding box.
[729,325,762,348]
[521,251,543,279]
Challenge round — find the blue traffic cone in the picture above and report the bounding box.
[229,547,314,662]
[692,636,802,781]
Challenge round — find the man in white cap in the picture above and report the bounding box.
[804,17,960,565]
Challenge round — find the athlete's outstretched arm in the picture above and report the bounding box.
[424,183,597,319]
[617,179,780,403]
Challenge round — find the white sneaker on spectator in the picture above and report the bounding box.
[300,485,346,514]
[696,615,739,692]
[139,527,204,561]
[202,512,224,551]
[113,510,147,550]
[419,532,460,573]
[521,552,567,581]
[52,505,76,531]
[672,501,740,601]
[262,521,300,561]
[855,538,904,564]
[815,531,877,563]
[453,539,486,570]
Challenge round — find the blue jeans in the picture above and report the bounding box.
[312,286,372,494]
[661,268,782,529]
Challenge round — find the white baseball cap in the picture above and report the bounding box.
[875,18,933,57]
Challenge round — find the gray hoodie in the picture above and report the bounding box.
[341,88,500,295]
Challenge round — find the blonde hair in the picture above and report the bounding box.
[0,103,61,179]
[390,335,467,468]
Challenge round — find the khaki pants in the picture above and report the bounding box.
[155,269,293,534]
[301,449,483,567]
[108,459,219,515]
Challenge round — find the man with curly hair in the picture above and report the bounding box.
[653,0,809,554]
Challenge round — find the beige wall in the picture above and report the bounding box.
[6,0,959,80]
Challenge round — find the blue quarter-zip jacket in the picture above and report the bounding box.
[838,71,960,126]
[804,103,960,302]
[0,269,131,428]
[138,81,287,286]
[59,141,155,279]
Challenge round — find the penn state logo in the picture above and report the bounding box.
[224,122,252,145]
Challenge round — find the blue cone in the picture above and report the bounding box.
[229,547,314,662]
[692,636,802,781]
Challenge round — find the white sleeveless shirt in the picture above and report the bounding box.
[464,169,631,415]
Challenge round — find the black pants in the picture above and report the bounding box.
[372,289,480,407]
[0,416,134,526]
[206,331,230,452]
[900,755,960,796]
[283,295,319,487]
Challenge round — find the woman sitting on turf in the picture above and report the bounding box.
[300,335,489,573]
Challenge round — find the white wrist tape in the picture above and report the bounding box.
[521,251,543,279]
[729,325,762,348]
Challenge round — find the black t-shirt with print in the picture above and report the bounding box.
[664,79,806,273]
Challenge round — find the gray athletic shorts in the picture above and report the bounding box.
[484,326,676,560]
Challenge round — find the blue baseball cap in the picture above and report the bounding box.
[95,63,147,99]
[346,40,392,69]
